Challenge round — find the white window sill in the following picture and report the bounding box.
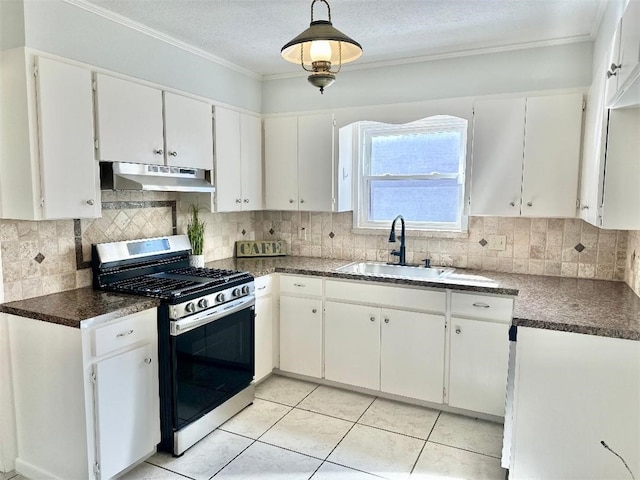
[351,226,470,239]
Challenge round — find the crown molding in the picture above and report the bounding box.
[62,0,262,80]
[263,36,594,81]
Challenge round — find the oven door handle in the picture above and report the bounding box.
[170,296,255,336]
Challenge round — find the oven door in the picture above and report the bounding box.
[170,296,255,431]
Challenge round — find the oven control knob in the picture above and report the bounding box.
[216,293,226,303]
[241,285,250,295]
[185,302,196,313]
[232,288,241,297]
[198,298,209,309]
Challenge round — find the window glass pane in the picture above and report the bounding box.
[370,131,461,175]
[370,179,459,223]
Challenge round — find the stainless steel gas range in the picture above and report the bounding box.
[92,235,255,456]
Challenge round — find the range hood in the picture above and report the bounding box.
[100,162,214,193]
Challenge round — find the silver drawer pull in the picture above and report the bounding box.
[370,316,375,322]
[257,286,267,291]
[472,302,490,308]
[455,327,462,334]
[384,318,389,324]
[312,308,318,314]
[116,329,134,337]
[144,358,152,364]
[293,283,306,287]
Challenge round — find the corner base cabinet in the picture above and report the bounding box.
[6,309,159,480]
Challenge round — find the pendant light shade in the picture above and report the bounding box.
[281,0,363,94]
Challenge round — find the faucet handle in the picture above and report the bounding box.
[390,250,401,257]
[422,258,431,268]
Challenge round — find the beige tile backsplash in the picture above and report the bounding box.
[1,196,638,302]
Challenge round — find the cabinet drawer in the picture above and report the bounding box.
[325,280,446,313]
[451,293,513,322]
[254,275,272,298]
[92,309,156,357]
[279,275,323,297]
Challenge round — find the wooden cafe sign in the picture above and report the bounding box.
[235,240,286,258]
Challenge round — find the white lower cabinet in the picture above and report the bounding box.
[254,275,274,382]
[279,295,323,378]
[448,318,510,416]
[6,309,159,480]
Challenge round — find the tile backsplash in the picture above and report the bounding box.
[1,198,638,302]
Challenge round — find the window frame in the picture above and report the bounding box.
[355,116,469,232]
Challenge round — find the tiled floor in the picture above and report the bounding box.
[3,375,507,480]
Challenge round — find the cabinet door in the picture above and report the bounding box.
[35,57,100,219]
[470,98,525,216]
[214,107,242,212]
[298,113,334,211]
[240,113,263,210]
[600,107,640,230]
[448,318,509,416]
[164,92,213,169]
[617,0,640,89]
[380,309,445,403]
[255,295,273,382]
[264,116,298,210]
[95,73,164,165]
[279,295,323,378]
[521,94,583,218]
[94,343,159,480]
[324,301,380,391]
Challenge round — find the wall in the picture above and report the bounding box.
[18,0,261,112]
[626,231,640,296]
[262,42,593,114]
[0,191,255,303]
[0,0,25,50]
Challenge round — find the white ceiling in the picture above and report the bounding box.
[78,0,606,77]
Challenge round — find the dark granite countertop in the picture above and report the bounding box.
[0,287,160,329]
[208,256,640,341]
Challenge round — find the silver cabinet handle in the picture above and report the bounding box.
[235,199,242,204]
[86,199,95,205]
[455,327,461,334]
[169,151,178,157]
[472,302,490,308]
[289,199,295,203]
[154,149,163,155]
[509,201,515,207]
[582,205,589,210]
[527,202,533,207]
[384,318,389,324]
[244,199,250,203]
[293,283,305,287]
[312,308,317,314]
[257,286,266,291]
[116,329,134,337]
[370,316,375,322]
[607,63,621,78]
[144,358,152,364]
[300,199,305,203]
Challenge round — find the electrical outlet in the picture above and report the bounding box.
[488,234,506,251]
[298,227,307,241]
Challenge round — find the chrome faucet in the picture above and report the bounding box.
[388,215,407,266]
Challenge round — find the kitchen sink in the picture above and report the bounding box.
[335,261,454,280]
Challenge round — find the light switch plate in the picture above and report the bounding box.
[488,234,506,251]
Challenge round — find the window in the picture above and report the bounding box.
[355,116,468,231]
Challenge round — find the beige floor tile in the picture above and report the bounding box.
[358,398,439,439]
[261,408,354,459]
[298,385,375,421]
[120,462,192,479]
[214,441,321,480]
[411,442,506,480]
[220,398,292,439]
[327,424,424,480]
[255,375,318,406]
[0,474,18,480]
[429,413,504,458]
[146,430,252,480]
[312,461,381,479]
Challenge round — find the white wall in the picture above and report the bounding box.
[592,0,626,73]
[0,0,25,51]
[20,0,262,112]
[262,42,593,114]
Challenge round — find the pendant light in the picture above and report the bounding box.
[281,0,363,94]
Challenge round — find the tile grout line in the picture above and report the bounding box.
[142,460,196,480]
[209,437,257,479]
[426,439,503,460]
[409,410,441,475]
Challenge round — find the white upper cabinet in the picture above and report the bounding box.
[95,74,214,169]
[0,51,100,220]
[94,73,165,165]
[164,92,213,170]
[214,106,262,212]
[606,0,640,108]
[470,93,583,218]
[265,113,341,212]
